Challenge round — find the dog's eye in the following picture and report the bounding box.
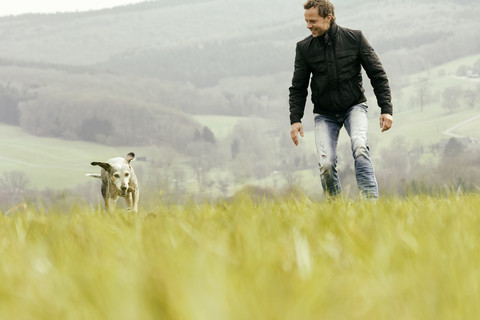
[114,173,121,178]
[125,173,130,177]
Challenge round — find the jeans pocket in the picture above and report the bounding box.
[354,103,368,113]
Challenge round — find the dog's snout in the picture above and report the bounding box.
[121,186,128,192]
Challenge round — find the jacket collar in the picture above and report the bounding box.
[325,22,338,45]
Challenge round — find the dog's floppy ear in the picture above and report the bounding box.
[91,162,111,172]
[126,152,135,164]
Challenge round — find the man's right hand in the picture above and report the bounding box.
[290,122,304,146]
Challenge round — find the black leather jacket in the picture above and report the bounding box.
[289,22,393,124]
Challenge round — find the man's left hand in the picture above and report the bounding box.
[380,114,393,132]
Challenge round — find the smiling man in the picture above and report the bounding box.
[289,0,393,199]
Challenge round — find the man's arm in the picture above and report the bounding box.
[358,31,393,117]
[358,32,394,132]
[289,43,311,125]
[289,43,311,144]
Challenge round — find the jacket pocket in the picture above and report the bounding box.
[336,49,357,70]
[306,56,327,74]
[340,79,363,108]
[348,80,362,101]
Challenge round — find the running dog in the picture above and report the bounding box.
[87,152,139,213]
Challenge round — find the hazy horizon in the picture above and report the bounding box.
[0,0,146,17]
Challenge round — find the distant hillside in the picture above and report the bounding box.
[0,0,479,148]
[0,0,302,66]
[1,0,478,85]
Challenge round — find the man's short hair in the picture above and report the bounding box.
[304,0,336,22]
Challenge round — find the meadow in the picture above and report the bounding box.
[1,194,480,320]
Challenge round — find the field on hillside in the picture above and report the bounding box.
[0,124,169,189]
[1,194,480,320]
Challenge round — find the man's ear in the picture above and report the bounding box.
[326,14,332,24]
[91,162,111,172]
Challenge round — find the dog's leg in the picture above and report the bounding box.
[105,187,117,214]
[124,191,138,213]
[105,197,113,214]
[124,193,133,212]
[106,196,120,214]
[132,188,139,213]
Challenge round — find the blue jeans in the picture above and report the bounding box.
[314,104,378,198]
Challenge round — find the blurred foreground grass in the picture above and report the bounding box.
[1,194,480,320]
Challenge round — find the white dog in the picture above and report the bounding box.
[87,152,139,213]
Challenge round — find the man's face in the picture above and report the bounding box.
[304,7,332,37]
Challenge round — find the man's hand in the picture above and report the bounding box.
[380,114,393,132]
[290,122,304,146]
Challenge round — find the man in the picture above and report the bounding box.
[289,0,393,199]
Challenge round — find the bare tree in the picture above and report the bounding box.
[0,171,30,204]
[415,76,430,112]
[464,85,479,109]
[442,85,463,113]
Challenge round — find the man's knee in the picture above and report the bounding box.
[318,158,335,176]
[351,138,369,158]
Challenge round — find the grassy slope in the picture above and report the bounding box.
[1,194,480,320]
[0,124,161,189]
[370,53,480,146]
[192,115,249,138]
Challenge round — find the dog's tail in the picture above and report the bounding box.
[86,173,101,179]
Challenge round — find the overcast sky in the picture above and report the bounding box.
[0,0,147,17]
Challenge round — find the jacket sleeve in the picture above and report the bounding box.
[358,32,393,115]
[289,43,311,124]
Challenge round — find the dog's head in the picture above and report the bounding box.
[91,152,135,197]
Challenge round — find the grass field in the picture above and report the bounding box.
[1,194,480,319]
[0,124,168,189]
[193,115,249,138]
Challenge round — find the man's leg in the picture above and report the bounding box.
[344,104,379,198]
[314,114,342,197]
